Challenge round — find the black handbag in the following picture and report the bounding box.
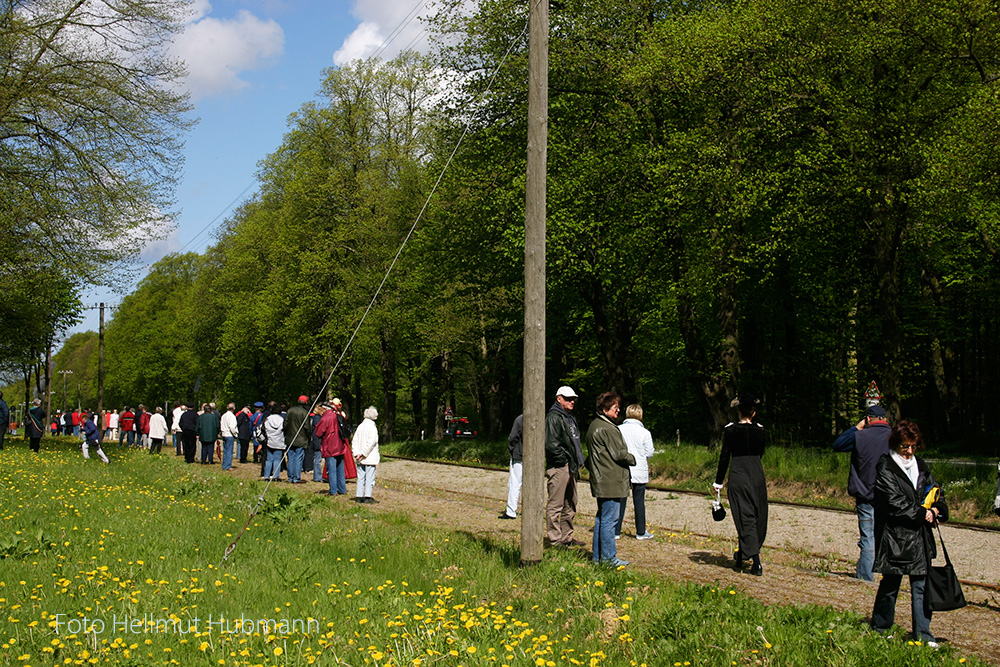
[926,523,967,612]
[711,488,726,522]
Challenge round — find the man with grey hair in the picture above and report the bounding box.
[220,403,239,470]
[352,406,380,503]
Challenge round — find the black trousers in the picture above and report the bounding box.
[182,431,197,463]
[238,438,250,463]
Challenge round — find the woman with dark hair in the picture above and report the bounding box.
[871,420,948,647]
[585,391,636,567]
[713,394,767,575]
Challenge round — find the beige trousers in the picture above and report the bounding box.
[545,464,578,545]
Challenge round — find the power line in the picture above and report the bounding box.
[220,7,533,567]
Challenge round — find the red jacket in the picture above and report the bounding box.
[120,410,135,432]
[139,412,151,434]
[315,410,348,457]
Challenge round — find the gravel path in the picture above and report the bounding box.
[225,456,1000,663]
[376,459,1000,585]
[367,458,1000,664]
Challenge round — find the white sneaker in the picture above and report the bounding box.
[636,532,654,540]
[614,535,621,540]
[926,641,940,649]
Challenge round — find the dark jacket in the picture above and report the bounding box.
[873,454,948,576]
[0,398,9,425]
[508,414,524,462]
[283,404,312,449]
[196,410,221,442]
[832,421,891,503]
[27,406,46,438]
[83,418,100,444]
[236,411,252,440]
[585,413,636,498]
[545,403,582,473]
[179,409,198,433]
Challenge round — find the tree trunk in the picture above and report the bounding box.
[581,279,638,397]
[872,210,906,423]
[379,331,397,443]
[409,357,423,439]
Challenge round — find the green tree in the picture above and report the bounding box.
[0,0,193,286]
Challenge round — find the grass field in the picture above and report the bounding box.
[0,436,984,666]
[383,437,1000,525]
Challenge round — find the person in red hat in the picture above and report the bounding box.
[283,395,312,483]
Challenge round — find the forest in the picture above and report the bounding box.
[5,0,1000,452]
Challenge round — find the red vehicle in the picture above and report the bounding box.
[446,417,477,439]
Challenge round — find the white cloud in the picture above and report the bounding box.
[334,0,446,66]
[172,4,285,100]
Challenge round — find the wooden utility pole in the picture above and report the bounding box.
[521,0,548,566]
[98,303,105,420]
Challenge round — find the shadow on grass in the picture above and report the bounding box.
[456,530,535,569]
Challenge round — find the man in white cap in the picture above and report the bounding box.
[544,386,583,547]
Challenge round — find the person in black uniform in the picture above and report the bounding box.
[713,394,768,575]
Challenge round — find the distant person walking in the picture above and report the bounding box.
[81,411,109,464]
[500,414,524,520]
[714,394,768,576]
[615,404,655,540]
[26,399,46,452]
[832,404,892,581]
[870,420,948,647]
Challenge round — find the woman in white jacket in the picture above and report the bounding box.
[352,406,380,503]
[148,407,169,455]
[616,404,656,539]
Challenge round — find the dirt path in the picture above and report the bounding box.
[226,457,1000,664]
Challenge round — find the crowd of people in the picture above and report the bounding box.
[1,383,964,646]
[501,385,953,649]
[16,395,383,503]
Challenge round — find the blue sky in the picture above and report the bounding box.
[72,0,441,335]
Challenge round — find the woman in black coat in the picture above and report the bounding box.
[713,395,767,576]
[26,399,46,452]
[871,420,948,647]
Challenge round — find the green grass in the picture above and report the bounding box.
[0,436,985,666]
[382,438,1000,525]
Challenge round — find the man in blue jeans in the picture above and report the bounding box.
[832,404,891,581]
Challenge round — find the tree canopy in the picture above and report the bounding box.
[34,0,1000,453]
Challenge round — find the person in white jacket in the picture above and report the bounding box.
[352,406,380,503]
[148,407,169,455]
[615,404,656,540]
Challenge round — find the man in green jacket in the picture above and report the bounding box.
[283,395,312,483]
[196,404,221,465]
[544,386,583,547]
